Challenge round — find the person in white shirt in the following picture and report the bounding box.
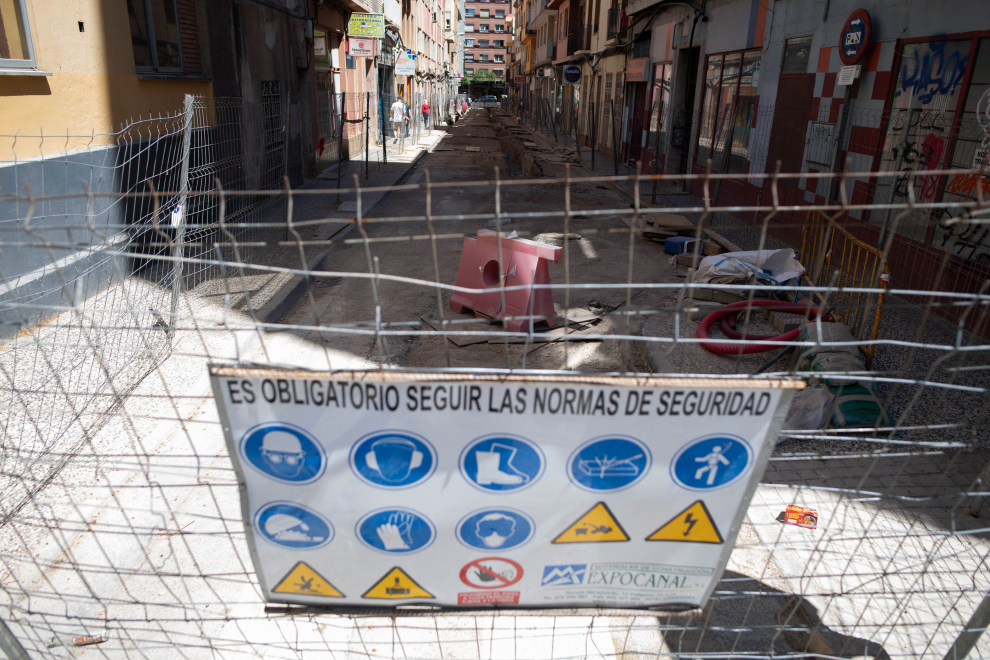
[390,98,405,144]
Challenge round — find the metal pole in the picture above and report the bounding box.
[365,92,370,180]
[943,594,990,660]
[591,100,596,171]
[826,84,854,208]
[381,91,388,165]
[573,100,581,159]
[711,101,740,207]
[0,617,31,660]
[651,97,665,204]
[168,93,194,338]
[337,91,345,198]
[611,98,618,176]
[548,98,557,142]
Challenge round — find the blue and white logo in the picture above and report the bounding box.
[460,434,545,492]
[350,430,437,489]
[456,508,535,551]
[671,434,752,491]
[254,501,333,549]
[356,507,436,554]
[542,564,587,587]
[240,422,326,484]
[567,435,651,492]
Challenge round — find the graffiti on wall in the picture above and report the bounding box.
[885,110,949,202]
[896,40,969,105]
[974,85,990,169]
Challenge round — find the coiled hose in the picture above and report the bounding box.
[696,300,831,355]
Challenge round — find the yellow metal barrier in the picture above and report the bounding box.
[801,211,889,368]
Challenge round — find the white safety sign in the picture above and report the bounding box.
[210,368,800,609]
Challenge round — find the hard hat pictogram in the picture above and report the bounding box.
[254,501,334,549]
[552,502,629,544]
[646,501,723,544]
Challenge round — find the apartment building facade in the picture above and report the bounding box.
[464,0,508,83]
[506,0,990,329]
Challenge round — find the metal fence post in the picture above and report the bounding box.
[337,91,345,198]
[0,618,29,660]
[168,93,195,338]
[591,100,596,171]
[651,99,665,203]
[611,98,618,176]
[365,92,370,180]
[547,99,557,142]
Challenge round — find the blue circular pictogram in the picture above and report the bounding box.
[838,9,871,65]
[254,501,334,549]
[567,435,651,492]
[239,422,326,484]
[349,430,437,489]
[671,434,752,491]
[459,434,545,493]
[456,508,535,551]
[356,507,436,554]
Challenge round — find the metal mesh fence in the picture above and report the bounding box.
[2,99,990,659]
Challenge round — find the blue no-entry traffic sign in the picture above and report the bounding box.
[456,508,535,550]
[350,430,437,489]
[671,435,752,491]
[356,507,436,554]
[255,501,334,549]
[567,435,651,492]
[240,422,326,484]
[460,435,544,492]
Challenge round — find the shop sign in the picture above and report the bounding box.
[838,9,871,65]
[626,58,649,82]
[396,53,416,75]
[562,64,582,85]
[348,13,385,38]
[348,38,376,58]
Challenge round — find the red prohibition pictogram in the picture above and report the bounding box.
[458,557,524,590]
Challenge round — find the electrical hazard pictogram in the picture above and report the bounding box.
[552,502,629,544]
[361,566,435,599]
[645,501,723,544]
[272,562,345,597]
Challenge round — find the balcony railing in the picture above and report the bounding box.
[606,5,625,40]
[566,24,588,54]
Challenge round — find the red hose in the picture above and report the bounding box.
[696,300,830,355]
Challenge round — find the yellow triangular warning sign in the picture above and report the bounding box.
[272,562,345,597]
[646,501,723,544]
[362,567,435,600]
[552,502,630,544]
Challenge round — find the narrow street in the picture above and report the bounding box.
[281,108,682,373]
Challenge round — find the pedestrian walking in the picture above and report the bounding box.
[390,97,404,145]
[462,99,468,115]
[403,98,411,138]
[422,100,430,130]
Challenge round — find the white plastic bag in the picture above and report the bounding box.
[782,386,835,431]
[691,248,805,286]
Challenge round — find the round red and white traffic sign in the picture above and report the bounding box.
[459,557,523,590]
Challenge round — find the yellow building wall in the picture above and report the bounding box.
[2,0,213,159]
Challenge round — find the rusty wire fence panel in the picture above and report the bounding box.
[0,161,989,659]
